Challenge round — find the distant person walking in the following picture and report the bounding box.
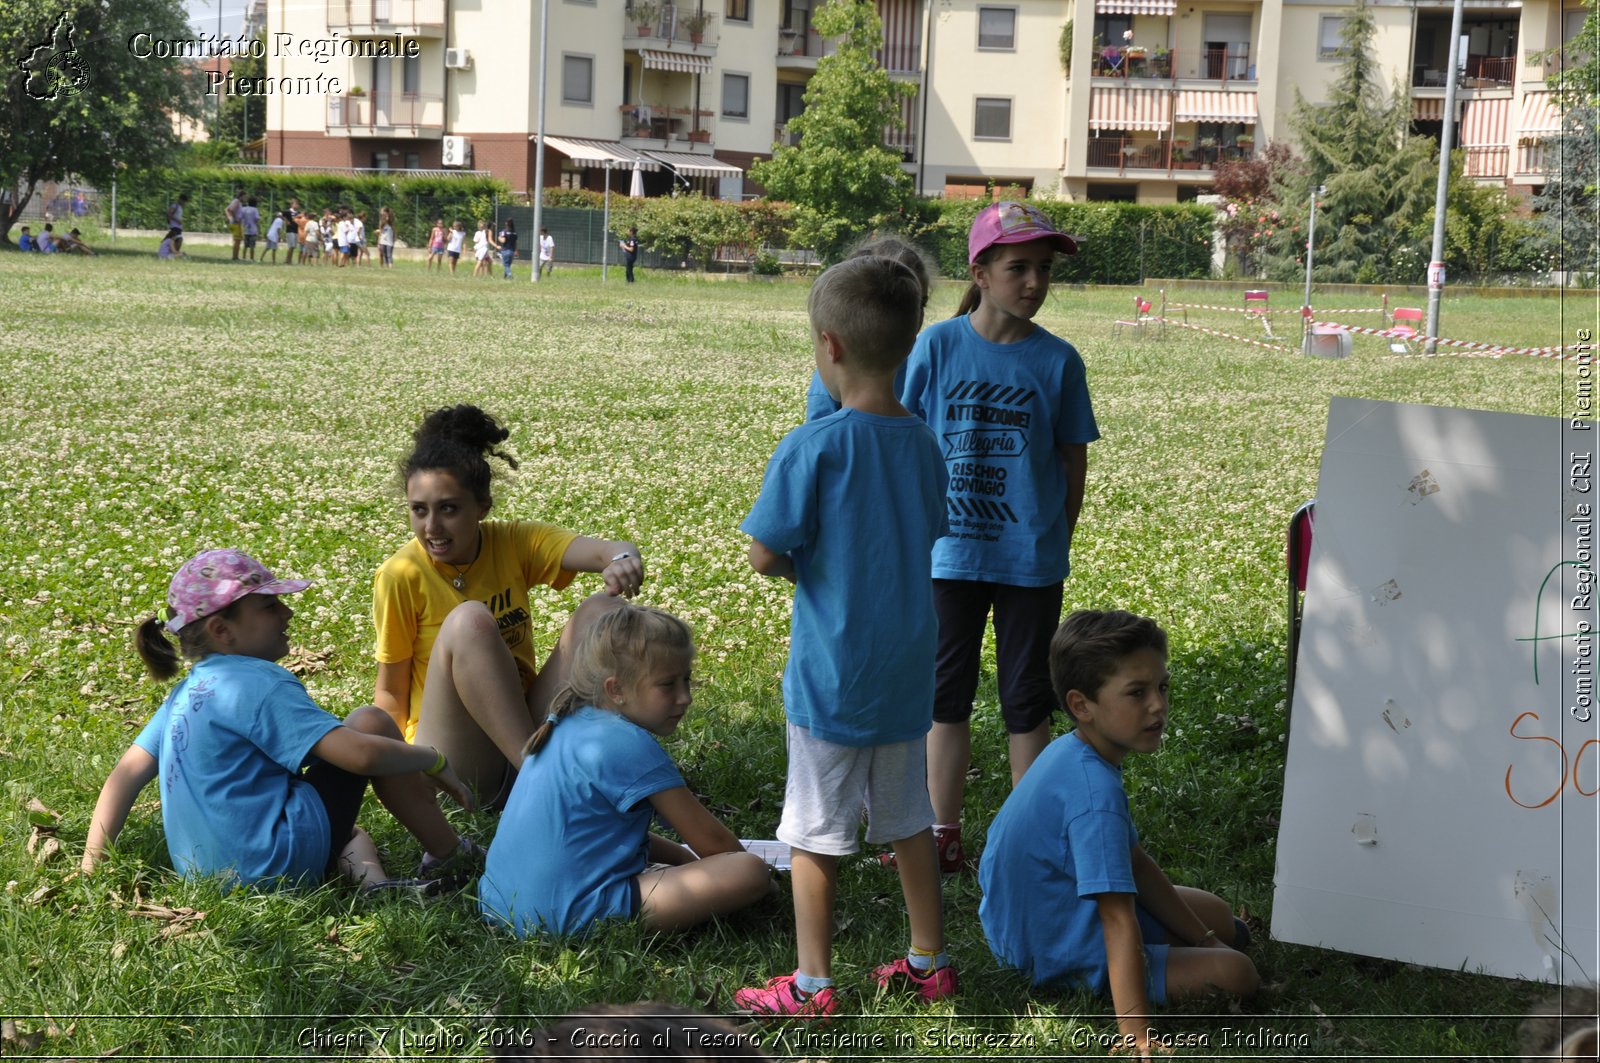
[538,227,554,277]
[224,191,243,260]
[165,193,188,257]
[498,218,518,280]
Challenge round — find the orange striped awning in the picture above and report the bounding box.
[1412,96,1444,121]
[1519,91,1563,136]
[1173,89,1258,124]
[640,49,711,75]
[1095,0,1177,13]
[1460,97,1511,146]
[1088,86,1172,132]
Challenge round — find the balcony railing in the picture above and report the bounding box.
[1092,45,1251,82]
[325,0,445,33]
[1085,135,1254,174]
[326,91,444,135]
[1413,55,1515,87]
[1516,140,1550,176]
[620,103,715,145]
[626,4,718,48]
[1462,145,1509,179]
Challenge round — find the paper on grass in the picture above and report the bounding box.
[740,839,791,871]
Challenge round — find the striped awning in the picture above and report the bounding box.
[531,135,659,170]
[640,49,712,75]
[1088,86,1172,132]
[1174,89,1258,124]
[1460,97,1511,147]
[640,149,743,178]
[1519,91,1563,136]
[1095,0,1177,14]
[1412,96,1445,122]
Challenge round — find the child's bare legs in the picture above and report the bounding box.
[1008,721,1050,785]
[890,828,944,953]
[927,721,968,824]
[344,705,459,861]
[636,852,771,932]
[524,593,627,725]
[791,849,838,978]
[336,826,388,887]
[1162,885,1260,1000]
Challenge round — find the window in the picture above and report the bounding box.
[977,6,1016,50]
[562,54,593,104]
[974,96,1012,139]
[405,152,421,169]
[723,72,749,119]
[402,55,420,96]
[726,0,749,21]
[1093,15,1131,47]
[1319,16,1347,58]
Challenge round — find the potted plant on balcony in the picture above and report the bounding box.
[631,1,659,37]
[683,9,711,45]
[1197,135,1217,165]
[1235,133,1255,155]
[686,127,711,144]
[1152,46,1170,77]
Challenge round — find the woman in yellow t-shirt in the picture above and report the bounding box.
[373,404,644,806]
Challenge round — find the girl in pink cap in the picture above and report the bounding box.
[82,548,479,893]
[896,202,1101,874]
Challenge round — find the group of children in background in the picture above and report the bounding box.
[422,217,553,279]
[84,203,1259,1047]
[14,222,95,255]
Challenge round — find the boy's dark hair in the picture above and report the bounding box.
[400,404,518,507]
[808,255,925,373]
[1049,609,1168,708]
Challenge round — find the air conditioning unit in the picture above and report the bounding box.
[441,135,471,167]
[444,47,472,69]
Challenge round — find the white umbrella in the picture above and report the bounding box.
[629,161,645,198]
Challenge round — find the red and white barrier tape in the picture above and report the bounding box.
[1152,316,1300,354]
[1167,302,1390,316]
[1310,321,1584,360]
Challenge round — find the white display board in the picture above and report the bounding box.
[1273,398,1598,985]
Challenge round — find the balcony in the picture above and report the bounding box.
[1092,45,1252,83]
[626,4,719,51]
[325,0,444,36]
[1462,145,1509,179]
[619,104,715,148]
[326,91,444,137]
[1085,135,1254,175]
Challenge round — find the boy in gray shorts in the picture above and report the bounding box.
[735,255,955,1019]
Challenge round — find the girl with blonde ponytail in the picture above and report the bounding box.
[479,603,771,937]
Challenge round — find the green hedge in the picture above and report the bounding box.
[110,168,511,249]
[916,199,1215,284]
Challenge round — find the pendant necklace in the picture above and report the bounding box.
[445,537,482,591]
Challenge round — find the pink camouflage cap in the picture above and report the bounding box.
[968,201,1079,263]
[165,549,311,632]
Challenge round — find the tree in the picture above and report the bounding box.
[1,0,197,243]
[1529,102,1599,282]
[215,34,267,155]
[749,0,914,261]
[1257,0,1438,283]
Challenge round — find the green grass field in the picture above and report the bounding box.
[0,239,1591,1060]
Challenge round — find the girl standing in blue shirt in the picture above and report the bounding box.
[82,549,477,891]
[900,202,1101,873]
[479,603,770,938]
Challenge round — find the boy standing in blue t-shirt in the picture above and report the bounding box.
[736,256,954,1019]
[979,610,1258,1053]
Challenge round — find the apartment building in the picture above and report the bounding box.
[262,0,1588,201]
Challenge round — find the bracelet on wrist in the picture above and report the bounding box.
[424,748,447,776]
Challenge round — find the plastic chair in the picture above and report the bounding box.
[1286,499,1316,734]
[1245,289,1274,337]
[1112,294,1158,341]
[1387,306,1424,353]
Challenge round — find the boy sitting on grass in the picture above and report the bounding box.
[979,610,1258,1055]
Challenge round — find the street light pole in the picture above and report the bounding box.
[530,0,549,284]
[1424,0,1467,352]
[1301,184,1325,353]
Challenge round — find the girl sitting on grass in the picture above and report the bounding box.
[478,603,771,937]
[82,549,478,893]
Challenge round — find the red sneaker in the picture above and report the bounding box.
[733,974,839,1020]
[872,957,959,1003]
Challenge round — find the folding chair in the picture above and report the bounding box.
[1244,289,1274,337]
[1286,499,1316,736]
[1112,295,1158,341]
[1387,306,1424,353]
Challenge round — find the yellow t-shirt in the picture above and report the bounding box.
[372,520,579,741]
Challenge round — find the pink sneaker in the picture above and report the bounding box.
[873,957,959,1003]
[733,974,839,1020]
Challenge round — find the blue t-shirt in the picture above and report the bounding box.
[901,315,1099,586]
[804,365,908,423]
[742,408,948,746]
[132,654,344,886]
[478,707,685,938]
[979,731,1169,996]
[18,234,37,251]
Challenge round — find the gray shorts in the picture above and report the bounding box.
[775,724,933,856]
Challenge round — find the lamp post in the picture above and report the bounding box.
[530,0,549,284]
[1424,0,1467,352]
[1301,184,1325,353]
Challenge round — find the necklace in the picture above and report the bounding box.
[447,561,473,590]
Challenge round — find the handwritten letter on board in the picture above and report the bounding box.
[1273,399,1598,985]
